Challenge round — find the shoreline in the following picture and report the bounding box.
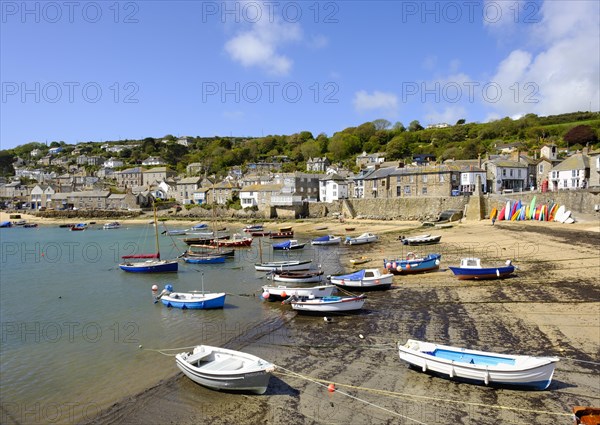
[80,218,600,425]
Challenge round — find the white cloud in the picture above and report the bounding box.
[224,19,302,75]
[424,106,467,126]
[353,90,398,114]
[488,0,599,116]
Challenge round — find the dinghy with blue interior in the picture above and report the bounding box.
[328,268,393,290]
[286,294,367,313]
[254,259,313,272]
[272,239,305,250]
[384,253,441,275]
[398,339,559,390]
[261,284,336,301]
[310,235,342,246]
[176,345,275,394]
[155,282,226,309]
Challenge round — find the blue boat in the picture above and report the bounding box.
[449,258,515,280]
[183,255,226,264]
[156,284,226,309]
[384,253,441,275]
[0,221,13,228]
[310,235,341,245]
[272,239,305,250]
[191,223,209,230]
[119,259,179,273]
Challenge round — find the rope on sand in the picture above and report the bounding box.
[274,367,572,419]
[138,345,197,356]
[275,365,428,425]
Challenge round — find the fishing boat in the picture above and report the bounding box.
[572,406,600,425]
[271,269,325,283]
[272,239,305,250]
[119,208,179,273]
[175,345,275,394]
[213,234,253,247]
[349,256,371,266]
[183,255,227,264]
[311,235,342,246]
[269,231,294,239]
[288,294,367,313]
[70,223,88,231]
[344,232,378,245]
[449,258,515,280]
[400,234,442,245]
[254,260,313,272]
[155,283,226,309]
[398,339,559,390]
[329,268,393,290]
[384,253,441,275]
[103,222,121,230]
[261,284,336,301]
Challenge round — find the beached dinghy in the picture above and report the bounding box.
[329,268,393,290]
[400,234,441,245]
[176,345,275,394]
[311,235,342,246]
[254,260,313,272]
[384,253,441,275]
[271,269,325,283]
[398,339,559,390]
[272,239,305,250]
[288,294,367,313]
[344,232,378,245]
[261,284,336,301]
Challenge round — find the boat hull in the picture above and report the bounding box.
[176,346,273,394]
[262,284,335,300]
[401,235,441,245]
[290,295,366,313]
[119,260,179,273]
[183,256,226,264]
[161,293,226,309]
[398,340,558,390]
[329,274,393,290]
[311,236,341,246]
[385,254,441,275]
[254,260,313,272]
[272,271,324,283]
[449,265,515,280]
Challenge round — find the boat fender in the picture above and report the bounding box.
[375,280,380,284]
[262,292,270,299]
[496,269,500,277]
[396,266,402,272]
[484,368,489,385]
[392,261,397,269]
[386,262,392,269]
[449,367,454,378]
[435,260,440,266]
[422,363,427,372]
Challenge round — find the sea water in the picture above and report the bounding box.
[0,224,344,424]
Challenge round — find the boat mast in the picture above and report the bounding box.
[153,205,160,259]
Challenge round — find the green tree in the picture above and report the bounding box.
[408,120,424,132]
[328,133,361,161]
[385,135,411,160]
[372,119,391,131]
[456,118,466,125]
[299,139,321,161]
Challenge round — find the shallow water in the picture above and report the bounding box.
[0,225,345,424]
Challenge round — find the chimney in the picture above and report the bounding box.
[477,153,481,168]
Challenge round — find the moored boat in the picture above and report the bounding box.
[261,284,335,300]
[288,294,367,313]
[175,345,275,394]
[269,231,294,239]
[329,268,393,290]
[103,221,121,230]
[398,339,559,390]
[0,221,13,228]
[70,223,88,231]
[23,223,38,228]
[449,258,515,280]
[271,269,325,283]
[254,260,313,272]
[155,284,226,309]
[213,234,253,247]
[384,253,441,275]
[400,234,441,245]
[349,256,371,266]
[183,255,227,264]
[272,239,305,250]
[311,235,342,246]
[344,232,378,245]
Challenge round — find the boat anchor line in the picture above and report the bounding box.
[274,365,428,425]
[273,367,573,419]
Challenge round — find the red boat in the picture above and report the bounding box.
[269,231,294,239]
[213,235,253,247]
[573,406,600,425]
[251,231,272,237]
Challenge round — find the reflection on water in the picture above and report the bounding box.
[0,226,344,423]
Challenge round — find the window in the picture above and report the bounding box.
[396,176,402,183]
[404,185,410,194]
[502,169,506,176]
[422,187,427,195]
[571,170,578,177]
[518,169,521,177]
[381,180,386,187]
[439,174,445,182]
[571,179,578,187]
[510,169,513,177]
[396,186,401,196]
[422,174,428,183]
[538,164,544,173]
[409,175,414,183]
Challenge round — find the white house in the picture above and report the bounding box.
[548,153,590,191]
[103,158,124,168]
[459,167,487,194]
[142,157,166,166]
[319,173,348,202]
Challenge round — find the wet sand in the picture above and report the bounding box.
[77,216,600,425]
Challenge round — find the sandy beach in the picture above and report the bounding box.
[3,212,599,424]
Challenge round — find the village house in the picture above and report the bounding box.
[319,173,349,202]
[48,190,111,210]
[186,162,203,176]
[212,180,240,205]
[103,158,123,168]
[115,167,144,189]
[306,157,330,173]
[349,168,376,199]
[356,151,385,168]
[142,157,166,166]
[588,150,600,189]
[272,172,321,204]
[389,165,462,197]
[142,167,176,187]
[176,177,202,204]
[548,152,590,191]
[239,184,282,209]
[29,184,56,209]
[482,157,529,194]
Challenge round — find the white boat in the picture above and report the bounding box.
[398,339,559,390]
[156,285,226,309]
[175,345,275,394]
[311,235,342,246]
[400,234,442,245]
[289,294,366,313]
[329,268,393,290]
[254,260,313,272]
[344,232,378,245]
[271,269,325,283]
[261,284,336,300]
[103,222,121,230]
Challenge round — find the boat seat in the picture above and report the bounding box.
[201,357,244,371]
[186,350,213,365]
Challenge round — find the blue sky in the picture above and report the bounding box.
[1,0,598,149]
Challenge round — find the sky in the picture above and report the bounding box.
[1,0,599,149]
